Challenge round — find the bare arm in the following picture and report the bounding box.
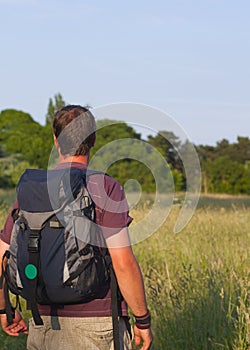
[0,239,28,336]
[106,228,152,349]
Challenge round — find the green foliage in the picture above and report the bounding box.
[0,104,249,194]
[0,155,31,188]
[108,160,156,193]
[147,132,197,191]
[197,137,250,164]
[148,131,182,171]
[198,137,250,194]
[91,122,183,193]
[0,109,53,173]
[202,156,250,194]
[215,137,250,164]
[94,119,141,150]
[45,93,66,125]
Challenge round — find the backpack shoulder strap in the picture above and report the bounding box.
[86,169,120,349]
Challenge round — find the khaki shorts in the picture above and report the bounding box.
[27,316,132,350]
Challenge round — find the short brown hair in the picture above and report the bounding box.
[53,105,96,156]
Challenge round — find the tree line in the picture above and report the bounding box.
[0,95,249,194]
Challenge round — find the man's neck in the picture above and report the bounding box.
[59,154,89,166]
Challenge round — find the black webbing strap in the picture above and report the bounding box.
[27,230,43,325]
[3,279,14,324]
[1,251,15,324]
[0,252,6,290]
[110,265,120,350]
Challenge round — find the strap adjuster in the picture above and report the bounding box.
[28,231,40,253]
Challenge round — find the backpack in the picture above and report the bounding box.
[1,168,120,331]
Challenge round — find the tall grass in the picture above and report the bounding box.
[0,195,249,349]
[132,200,250,349]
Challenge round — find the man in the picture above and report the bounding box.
[0,105,152,349]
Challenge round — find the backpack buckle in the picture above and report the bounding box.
[28,231,40,253]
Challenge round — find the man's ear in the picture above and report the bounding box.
[91,133,96,147]
[53,134,59,149]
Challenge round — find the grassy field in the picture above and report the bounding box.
[0,194,249,349]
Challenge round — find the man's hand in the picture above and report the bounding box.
[0,310,28,336]
[133,325,152,350]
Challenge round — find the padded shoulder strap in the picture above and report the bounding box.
[17,168,89,229]
[86,169,108,177]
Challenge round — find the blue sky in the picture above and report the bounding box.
[1,0,249,145]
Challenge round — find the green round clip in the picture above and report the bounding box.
[25,264,37,280]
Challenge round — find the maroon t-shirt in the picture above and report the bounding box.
[0,163,133,317]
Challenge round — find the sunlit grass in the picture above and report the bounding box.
[132,201,250,349]
[0,194,249,349]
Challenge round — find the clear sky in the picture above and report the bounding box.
[1,0,249,145]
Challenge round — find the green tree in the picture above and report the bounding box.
[203,156,250,194]
[93,119,141,152]
[45,93,66,125]
[0,155,31,188]
[198,136,250,194]
[197,136,250,164]
[148,131,182,171]
[0,109,53,170]
[90,123,179,193]
[0,145,5,158]
[91,119,143,186]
